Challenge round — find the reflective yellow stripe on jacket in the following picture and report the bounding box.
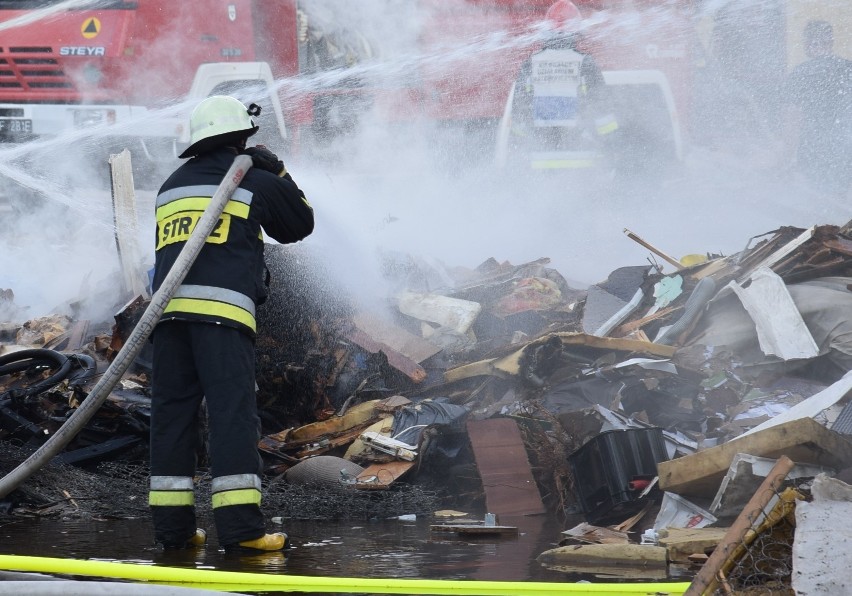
[156,185,254,218]
[163,284,257,333]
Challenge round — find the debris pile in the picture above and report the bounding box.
[4,221,852,591]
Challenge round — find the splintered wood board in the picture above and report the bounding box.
[466,418,545,516]
[430,524,519,536]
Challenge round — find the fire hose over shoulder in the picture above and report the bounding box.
[0,155,253,499]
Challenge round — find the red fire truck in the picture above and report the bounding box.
[0,0,300,178]
[0,0,696,177]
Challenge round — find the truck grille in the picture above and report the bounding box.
[0,47,74,90]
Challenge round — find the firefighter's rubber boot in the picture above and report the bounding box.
[236,532,288,551]
[187,528,207,547]
[161,528,206,549]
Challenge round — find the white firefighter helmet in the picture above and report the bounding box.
[179,95,260,158]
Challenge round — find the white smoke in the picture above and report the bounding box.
[0,0,849,327]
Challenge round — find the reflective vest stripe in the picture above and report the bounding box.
[174,285,256,315]
[212,488,262,509]
[156,196,250,222]
[595,114,619,136]
[164,298,256,332]
[157,185,254,209]
[164,285,257,330]
[150,475,195,491]
[149,490,195,507]
[156,185,253,221]
[212,474,262,493]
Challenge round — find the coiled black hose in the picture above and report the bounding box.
[0,349,71,400]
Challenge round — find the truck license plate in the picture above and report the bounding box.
[0,119,32,134]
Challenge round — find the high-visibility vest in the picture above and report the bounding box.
[531,47,585,127]
[154,183,263,337]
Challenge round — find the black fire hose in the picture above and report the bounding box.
[0,349,71,400]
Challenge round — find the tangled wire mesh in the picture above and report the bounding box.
[711,485,804,596]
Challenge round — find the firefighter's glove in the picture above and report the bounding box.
[243,146,287,177]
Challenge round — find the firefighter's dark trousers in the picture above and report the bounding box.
[149,321,266,546]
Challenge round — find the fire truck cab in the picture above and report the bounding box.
[0,0,300,183]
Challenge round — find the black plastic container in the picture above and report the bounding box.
[568,427,669,524]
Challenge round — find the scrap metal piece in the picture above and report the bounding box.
[727,267,819,360]
[359,431,417,461]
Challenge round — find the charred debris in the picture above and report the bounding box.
[4,221,852,588]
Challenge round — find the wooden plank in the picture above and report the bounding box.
[612,306,680,337]
[293,425,369,458]
[658,527,729,564]
[743,226,815,279]
[466,418,545,516]
[444,332,676,383]
[690,257,737,281]
[562,522,628,545]
[537,543,668,568]
[109,149,149,300]
[345,327,427,383]
[352,312,441,363]
[42,319,90,352]
[286,399,382,443]
[355,461,415,490]
[658,417,852,497]
[430,524,519,536]
[824,237,852,257]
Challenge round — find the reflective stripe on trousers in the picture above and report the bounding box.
[212,473,262,509]
[149,475,195,507]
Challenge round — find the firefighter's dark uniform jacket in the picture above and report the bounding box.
[148,146,313,547]
[152,147,314,336]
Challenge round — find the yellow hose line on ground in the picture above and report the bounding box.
[0,555,690,595]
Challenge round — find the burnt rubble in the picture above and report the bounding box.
[4,222,852,589]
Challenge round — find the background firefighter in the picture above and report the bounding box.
[506,0,619,173]
[148,95,315,551]
[779,20,852,199]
